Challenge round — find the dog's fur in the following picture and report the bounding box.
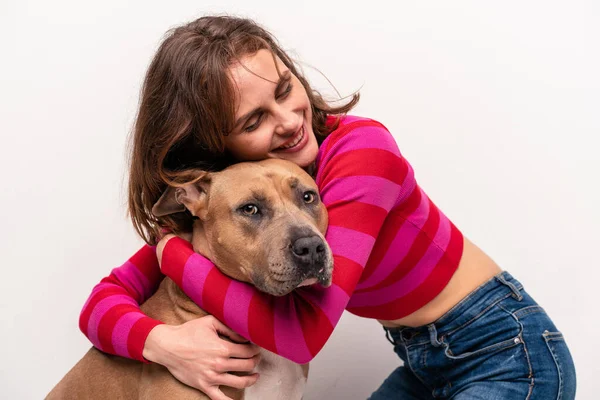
[47,159,333,400]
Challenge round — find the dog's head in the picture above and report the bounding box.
[153,159,333,296]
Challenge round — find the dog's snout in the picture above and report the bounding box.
[291,236,325,263]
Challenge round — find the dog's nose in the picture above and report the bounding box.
[291,236,325,264]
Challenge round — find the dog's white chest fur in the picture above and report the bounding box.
[243,349,306,400]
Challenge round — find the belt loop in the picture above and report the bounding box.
[384,326,396,345]
[428,324,443,347]
[496,273,523,301]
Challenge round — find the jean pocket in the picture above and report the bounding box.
[543,330,577,400]
[441,304,522,360]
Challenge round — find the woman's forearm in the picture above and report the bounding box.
[79,245,165,362]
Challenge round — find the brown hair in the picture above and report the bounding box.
[128,15,359,244]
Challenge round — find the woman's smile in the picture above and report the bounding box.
[274,123,307,152]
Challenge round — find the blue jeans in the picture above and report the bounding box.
[369,272,576,399]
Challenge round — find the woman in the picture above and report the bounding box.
[80,15,576,399]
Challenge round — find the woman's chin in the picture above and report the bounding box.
[287,136,319,167]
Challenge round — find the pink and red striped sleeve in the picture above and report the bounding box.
[79,244,165,362]
[161,120,412,363]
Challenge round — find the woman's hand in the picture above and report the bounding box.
[143,316,261,400]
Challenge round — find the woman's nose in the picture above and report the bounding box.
[273,107,298,136]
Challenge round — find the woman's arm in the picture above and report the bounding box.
[79,245,164,361]
[79,245,261,399]
[160,120,413,363]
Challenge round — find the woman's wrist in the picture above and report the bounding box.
[143,324,174,364]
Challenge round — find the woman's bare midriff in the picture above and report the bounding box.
[378,237,502,328]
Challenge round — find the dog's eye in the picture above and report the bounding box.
[240,204,260,215]
[303,191,317,204]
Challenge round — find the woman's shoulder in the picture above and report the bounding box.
[321,114,399,155]
[315,114,410,189]
[327,114,388,130]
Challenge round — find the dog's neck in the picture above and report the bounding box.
[191,221,248,283]
[190,221,213,261]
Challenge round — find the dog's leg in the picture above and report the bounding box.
[46,348,142,400]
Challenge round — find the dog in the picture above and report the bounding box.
[47,158,333,400]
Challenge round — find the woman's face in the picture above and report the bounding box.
[224,49,318,168]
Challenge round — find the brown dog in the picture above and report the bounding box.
[47,159,333,400]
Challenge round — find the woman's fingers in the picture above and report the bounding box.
[217,373,260,390]
[211,317,249,344]
[225,341,261,359]
[204,387,234,400]
[208,317,261,359]
[220,354,261,373]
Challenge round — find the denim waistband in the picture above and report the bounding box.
[385,271,524,347]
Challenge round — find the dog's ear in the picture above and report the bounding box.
[152,176,211,218]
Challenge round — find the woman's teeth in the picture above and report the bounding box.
[279,126,304,150]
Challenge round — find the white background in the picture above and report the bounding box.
[1,1,598,399]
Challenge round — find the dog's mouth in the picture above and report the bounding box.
[273,267,331,287]
[255,264,333,296]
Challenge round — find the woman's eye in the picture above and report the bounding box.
[279,83,293,97]
[303,191,317,204]
[244,115,262,132]
[241,204,260,215]
[244,122,259,133]
[276,82,293,99]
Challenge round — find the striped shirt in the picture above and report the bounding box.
[79,116,464,363]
